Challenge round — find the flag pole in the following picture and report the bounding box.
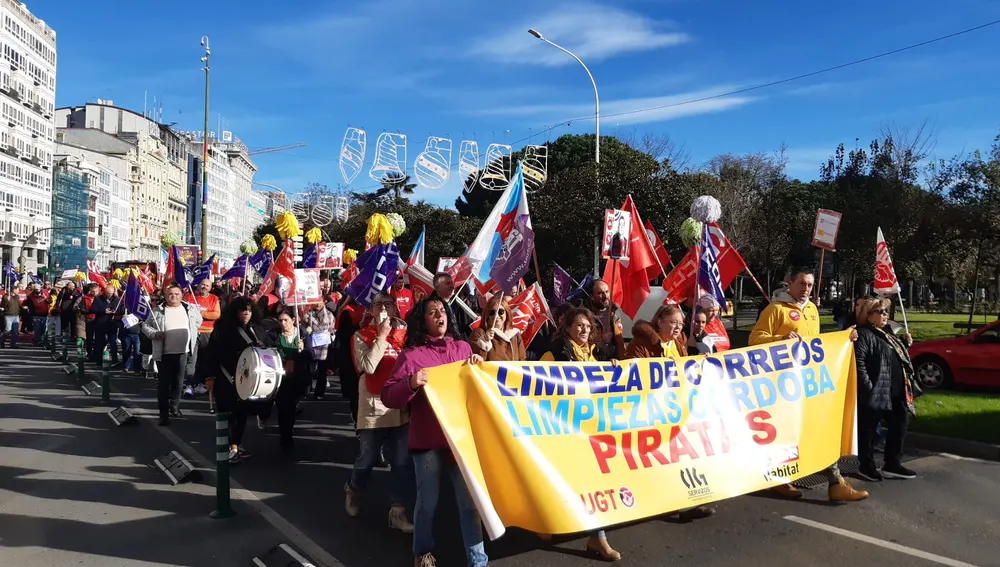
[531,248,544,288]
[814,249,826,306]
[896,293,910,335]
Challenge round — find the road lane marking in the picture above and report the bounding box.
[784,515,979,567]
[114,395,346,567]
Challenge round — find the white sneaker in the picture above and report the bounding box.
[257,416,267,430]
[183,385,194,398]
[193,384,208,395]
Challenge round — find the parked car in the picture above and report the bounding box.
[909,320,1000,389]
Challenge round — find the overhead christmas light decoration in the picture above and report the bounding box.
[479,143,512,191]
[339,127,367,184]
[414,136,453,189]
[459,140,481,194]
[522,144,548,193]
[369,132,408,184]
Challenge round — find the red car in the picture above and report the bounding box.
[909,320,1000,389]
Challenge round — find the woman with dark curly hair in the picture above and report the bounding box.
[206,295,271,464]
[381,297,486,567]
[540,306,621,561]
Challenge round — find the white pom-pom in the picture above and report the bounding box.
[690,195,722,223]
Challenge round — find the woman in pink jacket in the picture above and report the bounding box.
[381,297,485,567]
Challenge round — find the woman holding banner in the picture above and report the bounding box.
[853,298,917,481]
[470,294,526,362]
[382,297,487,567]
[541,307,622,562]
[624,305,685,359]
[625,305,716,522]
[345,292,413,533]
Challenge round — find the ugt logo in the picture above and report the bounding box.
[680,467,707,490]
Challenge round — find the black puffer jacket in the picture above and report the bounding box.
[854,325,908,411]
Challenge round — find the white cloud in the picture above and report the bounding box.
[468,87,756,126]
[783,147,835,179]
[470,3,691,66]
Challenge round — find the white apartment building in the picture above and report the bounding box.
[0,0,55,274]
[183,133,257,261]
[55,102,187,264]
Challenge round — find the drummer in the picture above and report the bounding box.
[206,296,269,464]
[256,307,311,455]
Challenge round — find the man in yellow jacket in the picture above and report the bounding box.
[750,266,867,503]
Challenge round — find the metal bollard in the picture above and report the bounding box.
[48,324,57,357]
[209,412,235,518]
[101,348,111,404]
[51,330,61,361]
[76,338,86,383]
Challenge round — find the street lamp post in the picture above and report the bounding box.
[199,36,211,258]
[528,28,600,164]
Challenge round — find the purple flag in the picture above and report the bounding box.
[221,254,247,281]
[552,263,573,306]
[125,272,152,320]
[171,246,191,288]
[192,253,216,286]
[697,224,728,314]
[490,213,535,294]
[249,249,272,276]
[303,243,318,269]
[344,243,400,308]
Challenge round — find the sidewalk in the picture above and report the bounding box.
[0,346,291,567]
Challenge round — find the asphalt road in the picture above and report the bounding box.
[2,345,998,567]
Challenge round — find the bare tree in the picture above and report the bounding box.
[876,120,937,184]
[620,132,691,172]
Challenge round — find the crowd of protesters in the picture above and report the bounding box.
[1,259,923,567]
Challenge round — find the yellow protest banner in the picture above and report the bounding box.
[424,331,858,539]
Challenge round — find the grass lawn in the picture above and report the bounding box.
[736,312,995,342]
[910,391,1000,445]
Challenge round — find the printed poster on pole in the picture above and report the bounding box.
[317,242,344,270]
[811,209,842,252]
[601,208,632,260]
[290,268,322,305]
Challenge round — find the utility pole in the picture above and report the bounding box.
[199,36,211,258]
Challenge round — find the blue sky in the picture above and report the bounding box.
[44,0,1000,207]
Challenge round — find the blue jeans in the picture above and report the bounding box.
[33,315,46,343]
[350,425,412,506]
[412,449,487,566]
[2,316,18,346]
[121,334,141,371]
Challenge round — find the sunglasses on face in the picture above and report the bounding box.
[488,309,506,316]
[871,309,888,315]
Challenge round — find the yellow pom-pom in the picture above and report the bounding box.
[305,227,323,245]
[275,211,301,240]
[74,271,88,283]
[112,268,124,280]
[107,279,122,290]
[261,234,277,251]
[365,214,394,246]
[343,248,358,266]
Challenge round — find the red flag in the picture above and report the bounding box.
[445,251,475,290]
[138,268,156,295]
[341,262,360,287]
[704,317,731,351]
[661,223,746,304]
[874,227,900,296]
[259,243,296,300]
[405,262,434,302]
[643,219,672,281]
[602,196,656,319]
[470,282,552,340]
[87,259,108,289]
[160,249,175,292]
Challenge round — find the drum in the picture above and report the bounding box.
[234,347,285,401]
